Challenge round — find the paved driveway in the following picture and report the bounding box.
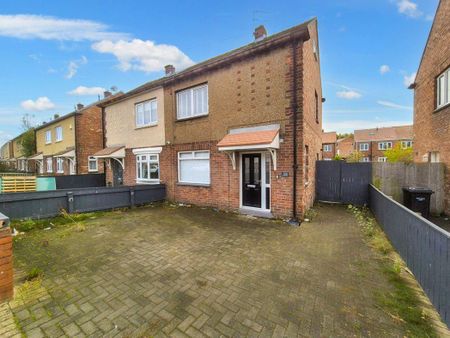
[5,204,405,337]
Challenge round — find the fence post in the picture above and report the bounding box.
[0,213,13,302]
[67,192,74,214]
[130,187,135,208]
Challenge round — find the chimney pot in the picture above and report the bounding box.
[165,64,175,76]
[253,25,267,41]
[104,91,112,98]
[76,103,84,111]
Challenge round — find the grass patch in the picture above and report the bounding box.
[348,205,437,338]
[25,267,43,281]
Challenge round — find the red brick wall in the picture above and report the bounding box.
[0,227,13,302]
[413,0,450,214]
[355,140,409,162]
[75,106,105,175]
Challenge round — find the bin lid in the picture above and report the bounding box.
[402,187,434,194]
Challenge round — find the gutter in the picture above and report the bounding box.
[290,41,299,225]
[74,114,79,175]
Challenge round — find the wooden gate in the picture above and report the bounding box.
[316,161,371,206]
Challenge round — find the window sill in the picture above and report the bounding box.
[55,140,63,143]
[177,182,210,188]
[434,103,450,114]
[175,114,209,123]
[135,123,158,130]
[136,179,160,185]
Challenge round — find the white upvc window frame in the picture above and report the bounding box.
[359,143,369,151]
[56,157,64,173]
[55,126,63,142]
[135,153,160,183]
[45,130,52,144]
[135,99,158,128]
[176,84,209,120]
[46,157,53,173]
[178,150,210,185]
[88,156,98,172]
[378,157,387,162]
[401,140,413,149]
[437,67,450,109]
[378,141,393,150]
[361,157,370,163]
[323,144,332,152]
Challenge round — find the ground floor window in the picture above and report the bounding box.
[361,157,370,163]
[56,158,64,173]
[46,158,53,173]
[178,151,210,185]
[378,157,387,162]
[136,153,159,183]
[88,156,98,172]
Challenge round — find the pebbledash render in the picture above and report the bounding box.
[410,0,450,215]
[98,19,323,220]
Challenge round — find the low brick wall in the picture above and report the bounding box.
[0,227,13,302]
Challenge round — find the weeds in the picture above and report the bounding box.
[26,267,43,281]
[348,205,436,338]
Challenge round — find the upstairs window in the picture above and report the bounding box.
[136,99,157,127]
[323,144,332,152]
[378,142,392,150]
[55,126,63,142]
[45,130,52,144]
[437,67,450,108]
[176,84,208,119]
[359,143,369,151]
[402,140,413,149]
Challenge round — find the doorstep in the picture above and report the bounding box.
[239,208,273,219]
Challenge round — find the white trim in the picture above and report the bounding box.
[176,84,209,120]
[177,150,210,185]
[132,147,162,155]
[88,156,98,172]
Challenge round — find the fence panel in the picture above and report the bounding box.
[54,174,105,189]
[0,185,165,219]
[316,161,371,205]
[370,185,450,327]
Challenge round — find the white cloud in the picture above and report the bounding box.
[323,119,412,133]
[20,97,55,111]
[68,86,105,96]
[379,65,390,75]
[377,100,412,110]
[336,90,362,100]
[0,14,128,41]
[92,39,194,73]
[403,72,416,87]
[66,56,87,79]
[396,0,422,18]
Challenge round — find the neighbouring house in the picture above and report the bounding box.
[354,125,413,162]
[410,0,449,215]
[30,92,121,176]
[0,141,15,169]
[99,19,322,220]
[322,131,337,160]
[11,133,32,172]
[335,136,354,159]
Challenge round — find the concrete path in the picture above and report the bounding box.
[5,204,408,337]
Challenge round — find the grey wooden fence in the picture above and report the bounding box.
[54,174,105,189]
[0,185,165,219]
[316,161,371,205]
[370,185,450,327]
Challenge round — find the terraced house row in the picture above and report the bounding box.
[1,18,323,220]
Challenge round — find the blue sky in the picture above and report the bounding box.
[0,0,439,146]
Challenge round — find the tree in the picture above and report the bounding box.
[384,143,413,163]
[18,114,36,157]
[346,151,364,163]
[337,133,354,139]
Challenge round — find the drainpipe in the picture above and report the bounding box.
[74,115,78,175]
[290,41,300,226]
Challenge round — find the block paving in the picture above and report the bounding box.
[3,204,410,337]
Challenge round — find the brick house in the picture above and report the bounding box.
[322,131,336,160]
[410,0,449,214]
[354,125,413,162]
[335,136,354,159]
[10,133,30,172]
[30,92,121,176]
[99,19,322,221]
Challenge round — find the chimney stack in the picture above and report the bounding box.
[253,25,267,41]
[104,90,112,98]
[165,64,175,76]
[76,103,84,111]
